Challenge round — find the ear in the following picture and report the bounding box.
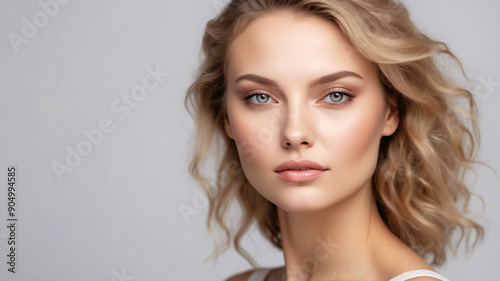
[224,114,235,139]
[382,99,399,136]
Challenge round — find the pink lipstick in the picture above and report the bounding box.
[275,159,328,182]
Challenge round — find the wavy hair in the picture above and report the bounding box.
[185,0,484,266]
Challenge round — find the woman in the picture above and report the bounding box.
[185,0,484,280]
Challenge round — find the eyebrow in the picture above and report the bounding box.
[234,71,363,88]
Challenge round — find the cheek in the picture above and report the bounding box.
[228,107,279,171]
[318,106,385,174]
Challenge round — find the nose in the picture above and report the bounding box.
[280,103,315,149]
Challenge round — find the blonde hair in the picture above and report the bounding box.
[185,0,484,266]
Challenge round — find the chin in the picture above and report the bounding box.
[267,188,340,214]
[261,180,369,214]
[277,203,328,214]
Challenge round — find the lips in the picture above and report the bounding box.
[275,159,328,182]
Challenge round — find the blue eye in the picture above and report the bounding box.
[323,91,351,103]
[246,93,274,104]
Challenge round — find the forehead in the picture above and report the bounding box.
[226,12,376,84]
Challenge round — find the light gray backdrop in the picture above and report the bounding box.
[1,0,499,280]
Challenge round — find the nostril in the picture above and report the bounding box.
[284,140,309,148]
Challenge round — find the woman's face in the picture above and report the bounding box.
[224,12,398,213]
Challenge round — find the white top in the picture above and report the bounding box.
[247,268,450,281]
[389,270,450,281]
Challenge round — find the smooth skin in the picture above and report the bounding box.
[224,11,438,281]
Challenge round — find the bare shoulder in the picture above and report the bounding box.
[376,245,435,279]
[225,269,254,281]
[371,230,435,279]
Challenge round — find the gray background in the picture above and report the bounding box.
[0,0,499,280]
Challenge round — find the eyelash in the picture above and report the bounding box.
[242,88,355,107]
[242,90,276,104]
[321,89,355,106]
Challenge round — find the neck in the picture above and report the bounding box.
[277,182,388,280]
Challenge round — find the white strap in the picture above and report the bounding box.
[389,269,450,281]
[247,268,273,281]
